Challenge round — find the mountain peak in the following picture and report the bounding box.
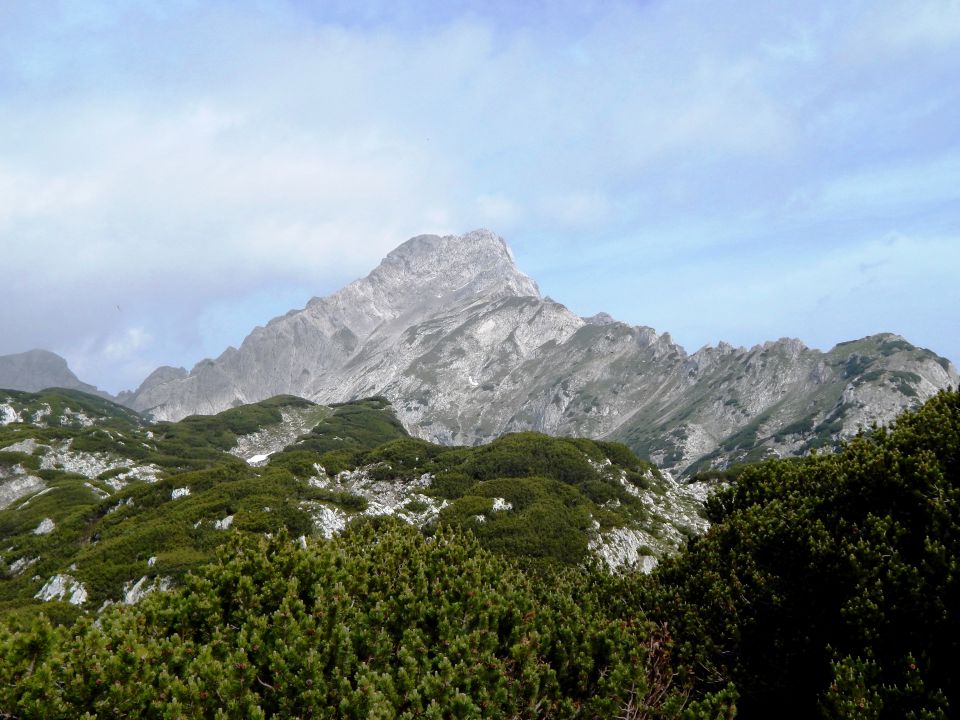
[371,229,539,300]
[389,228,509,261]
[0,349,101,395]
[301,230,540,335]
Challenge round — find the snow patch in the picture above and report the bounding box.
[246,453,271,465]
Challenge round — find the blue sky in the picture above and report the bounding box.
[1,0,958,393]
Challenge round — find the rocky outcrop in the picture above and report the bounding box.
[121,229,959,475]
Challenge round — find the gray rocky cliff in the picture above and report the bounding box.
[122,229,959,475]
[0,349,103,396]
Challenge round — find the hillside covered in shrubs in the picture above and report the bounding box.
[0,390,699,621]
[1,389,957,717]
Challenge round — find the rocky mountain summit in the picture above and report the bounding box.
[120,229,957,475]
[0,350,101,396]
[5,230,957,476]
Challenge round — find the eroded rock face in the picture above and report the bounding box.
[34,573,87,605]
[120,229,959,476]
[0,473,45,510]
[125,230,552,420]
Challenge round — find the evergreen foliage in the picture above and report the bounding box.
[6,386,957,716]
[0,523,735,718]
[648,389,960,718]
[291,397,410,457]
[0,388,145,429]
[3,391,680,616]
[422,434,657,563]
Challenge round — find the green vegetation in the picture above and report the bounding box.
[0,461,335,614]
[646,389,960,718]
[148,395,318,470]
[268,396,413,477]
[0,394,350,616]
[2,390,689,615]
[0,388,145,429]
[163,394,314,450]
[0,523,735,718]
[271,410,669,565]
[5,385,958,717]
[292,397,409,455]
[440,477,593,564]
[422,434,658,563]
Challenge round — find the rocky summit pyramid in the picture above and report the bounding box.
[121,229,958,476]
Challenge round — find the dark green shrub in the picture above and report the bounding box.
[649,390,960,718]
[0,525,728,718]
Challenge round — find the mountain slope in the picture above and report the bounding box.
[0,350,102,396]
[125,230,544,417]
[2,389,704,618]
[120,229,958,475]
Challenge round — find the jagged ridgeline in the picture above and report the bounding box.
[1,233,956,479]
[1,389,702,622]
[77,231,956,479]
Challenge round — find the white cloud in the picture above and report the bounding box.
[537,190,611,229]
[102,327,152,361]
[475,193,521,230]
[0,0,957,387]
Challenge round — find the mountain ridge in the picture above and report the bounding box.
[2,229,957,475]
[120,228,955,475]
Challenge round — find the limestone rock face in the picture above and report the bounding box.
[0,349,100,395]
[125,229,559,421]
[121,229,959,475]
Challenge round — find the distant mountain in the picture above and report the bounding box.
[0,349,102,396]
[119,229,958,476]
